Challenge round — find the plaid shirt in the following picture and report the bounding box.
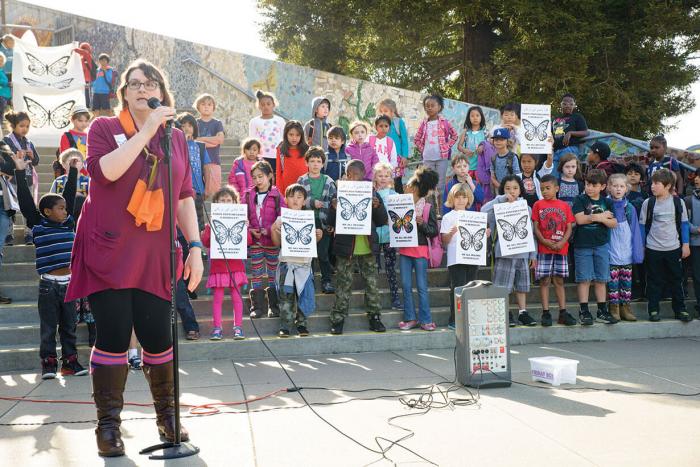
[297,173,337,230]
[413,115,458,160]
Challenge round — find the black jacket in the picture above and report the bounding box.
[330,189,389,258]
[415,200,439,245]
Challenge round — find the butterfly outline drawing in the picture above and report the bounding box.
[23,77,75,90]
[522,118,549,142]
[388,209,414,234]
[497,215,529,242]
[23,96,74,129]
[338,196,371,222]
[458,226,486,251]
[25,52,70,77]
[212,219,246,245]
[282,222,314,246]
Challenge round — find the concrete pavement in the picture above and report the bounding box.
[2,338,700,466]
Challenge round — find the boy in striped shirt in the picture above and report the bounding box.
[13,152,87,379]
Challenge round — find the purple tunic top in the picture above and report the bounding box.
[66,117,194,302]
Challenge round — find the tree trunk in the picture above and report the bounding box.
[461,21,497,103]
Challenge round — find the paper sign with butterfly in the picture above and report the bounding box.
[280,208,317,258]
[518,104,552,154]
[335,181,373,235]
[493,200,535,256]
[210,203,248,260]
[455,211,488,265]
[385,194,418,247]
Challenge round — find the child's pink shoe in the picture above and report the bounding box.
[420,322,437,331]
[398,320,418,330]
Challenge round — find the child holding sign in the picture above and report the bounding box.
[271,184,322,337]
[329,160,388,334]
[201,186,249,340]
[441,183,487,329]
[481,175,538,327]
[374,162,401,310]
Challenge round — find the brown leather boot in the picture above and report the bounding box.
[92,364,128,457]
[609,303,621,322]
[143,360,189,442]
[620,303,637,321]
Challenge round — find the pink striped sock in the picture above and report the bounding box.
[142,347,173,366]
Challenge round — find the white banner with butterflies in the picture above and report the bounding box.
[456,211,488,266]
[493,199,535,256]
[11,38,85,146]
[335,180,373,235]
[281,208,317,258]
[518,104,552,154]
[210,203,248,260]
[385,194,418,248]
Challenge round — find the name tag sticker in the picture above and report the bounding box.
[114,134,127,146]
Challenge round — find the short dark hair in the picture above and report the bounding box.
[624,162,645,179]
[374,115,391,127]
[423,94,444,111]
[539,174,558,186]
[451,154,469,167]
[255,89,277,105]
[562,93,575,101]
[651,168,675,187]
[5,110,30,128]
[305,146,326,163]
[346,159,366,177]
[212,185,239,203]
[98,53,110,62]
[242,137,262,153]
[327,126,346,142]
[500,102,520,118]
[285,183,308,199]
[118,59,173,110]
[650,134,667,147]
[585,169,608,185]
[39,193,65,216]
[176,112,199,139]
[251,160,273,178]
[498,174,526,196]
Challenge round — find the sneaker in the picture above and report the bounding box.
[322,282,335,294]
[0,294,11,304]
[61,355,88,376]
[297,325,309,337]
[398,320,419,330]
[41,356,58,380]
[675,310,692,322]
[420,322,437,331]
[369,315,386,332]
[596,310,618,324]
[518,311,537,326]
[4,235,13,246]
[579,310,594,326]
[557,311,577,326]
[330,320,344,335]
[649,311,660,322]
[186,330,200,340]
[129,354,142,370]
[24,235,33,245]
[447,322,456,330]
[210,327,223,340]
[391,299,402,310]
[541,311,553,327]
[187,290,198,300]
[278,328,290,338]
[233,326,245,340]
[508,312,516,327]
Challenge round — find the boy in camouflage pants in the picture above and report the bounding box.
[329,160,389,335]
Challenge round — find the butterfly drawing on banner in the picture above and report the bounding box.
[338,197,371,221]
[23,77,75,90]
[388,209,414,234]
[497,215,529,242]
[212,219,246,245]
[458,227,486,251]
[23,96,74,129]
[25,53,70,77]
[522,119,549,142]
[282,223,314,245]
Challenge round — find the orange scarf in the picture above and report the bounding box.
[120,108,164,231]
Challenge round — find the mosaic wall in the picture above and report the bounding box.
[8,0,691,168]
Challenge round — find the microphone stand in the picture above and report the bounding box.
[140,121,200,460]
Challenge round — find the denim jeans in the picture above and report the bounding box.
[176,278,199,333]
[38,277,78,359]
[399,254,431,324]
[0,208,11,268]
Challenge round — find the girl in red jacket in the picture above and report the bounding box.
[202,186,249,340]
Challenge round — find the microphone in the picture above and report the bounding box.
[147,97,173,129]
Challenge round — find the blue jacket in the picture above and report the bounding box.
[443,175,484,215]
[387,117,409,158]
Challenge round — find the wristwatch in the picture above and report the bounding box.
[188,241,204,250]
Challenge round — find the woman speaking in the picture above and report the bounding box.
[66,60,204,457]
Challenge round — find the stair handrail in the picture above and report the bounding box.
[181,57,290,120]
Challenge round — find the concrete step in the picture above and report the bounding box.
[2,318,699,373]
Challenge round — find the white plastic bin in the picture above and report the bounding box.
[528,356,579,386]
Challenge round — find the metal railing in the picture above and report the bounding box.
[181,57,290,120]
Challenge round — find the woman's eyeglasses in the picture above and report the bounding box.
[127,79,160,91]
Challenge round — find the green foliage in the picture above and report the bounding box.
[258,0,700,139]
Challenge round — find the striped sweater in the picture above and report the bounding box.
[16,166,78,275]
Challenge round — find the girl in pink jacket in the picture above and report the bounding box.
[345,120,379,181]
[228,138,261,196]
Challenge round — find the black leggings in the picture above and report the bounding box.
[89,288,172,354]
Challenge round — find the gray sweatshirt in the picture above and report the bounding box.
[480,194,537,260]
[687,195,700,247]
